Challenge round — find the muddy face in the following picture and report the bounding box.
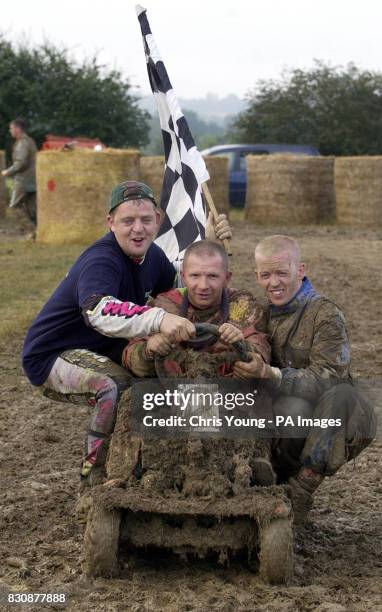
[182,252,231,309]
[255,250,305,306]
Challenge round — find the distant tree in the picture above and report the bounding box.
[233,61,382,155]
[144,108,228,155]
[0,37,150,153]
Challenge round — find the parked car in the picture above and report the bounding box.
[201,144,320,208]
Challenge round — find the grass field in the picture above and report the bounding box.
[0,239,83,338]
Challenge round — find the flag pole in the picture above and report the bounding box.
[202,182,232,255]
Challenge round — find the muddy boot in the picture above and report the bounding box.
[79,461,107,492]
[288,467,324,525]
[251,458,276,486]
[249,439,276,486]
[76,462,107,525]
[79,434,110,492]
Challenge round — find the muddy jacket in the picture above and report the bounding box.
[125,287,270,377]
[267,277,351,402]
[5,134,37,192]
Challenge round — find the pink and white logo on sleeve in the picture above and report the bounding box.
[85,295,164,339]
[102,300,150,318]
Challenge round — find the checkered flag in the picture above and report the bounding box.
[136,5,209,262]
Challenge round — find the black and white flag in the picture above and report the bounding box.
[136,5,209,262]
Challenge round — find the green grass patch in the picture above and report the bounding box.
[0,240,84,340]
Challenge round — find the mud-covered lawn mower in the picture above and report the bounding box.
[83,324,294,584]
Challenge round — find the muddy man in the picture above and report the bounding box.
[22,181,231,489]
[233,235,376,524]
[124,240,276,486]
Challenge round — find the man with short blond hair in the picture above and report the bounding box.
[255,234,301,260]
[234,234,376,523]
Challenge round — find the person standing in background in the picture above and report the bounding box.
[1,118,37,225]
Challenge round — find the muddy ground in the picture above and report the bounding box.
[0,221,381,611]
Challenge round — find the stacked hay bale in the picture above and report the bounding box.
[245,155,335,225]
[139,154,229,215]
[36,148,140,244]
[335,157,382,227]
[203,155,229,215]
[139,156,165,203]
[0,151,7,217]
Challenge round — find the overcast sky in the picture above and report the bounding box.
[3,0,382,99]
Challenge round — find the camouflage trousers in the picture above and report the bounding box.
[272,383,377,479]
[41,349,130,477]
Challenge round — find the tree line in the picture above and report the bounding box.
[233,61,382,156]
[2,37,382,157]
[0,37,149,154]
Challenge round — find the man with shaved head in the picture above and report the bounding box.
[124,240,275,486]
[234,235,376,524]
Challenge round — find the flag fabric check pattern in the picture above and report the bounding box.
[136,4,209,262]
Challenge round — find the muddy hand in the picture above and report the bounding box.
[205,212,232,242]
[233,352,266,379]
[146,333,175,357]
[233,353,282,383]
[159,313,196,343]
[219,323,244,345]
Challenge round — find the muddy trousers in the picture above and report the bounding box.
[272,383,377,480]
[42,349,131,477]
[10,188,37,225]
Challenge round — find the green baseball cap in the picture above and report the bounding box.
[108,180,157,213]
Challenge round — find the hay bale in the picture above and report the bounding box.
[36,148,140,244]
[245,155,335,225]
[0,151,7,217]
[335,157,382,227]
[139,156,165,204]
[203,155,229,215]
[140,154,229,215]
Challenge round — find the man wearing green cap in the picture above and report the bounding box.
[22,180,231,487]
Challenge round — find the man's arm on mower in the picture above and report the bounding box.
[122,337,157,377]
[82,294,166,338]
[82,294,195,342]
[121,295,179,376]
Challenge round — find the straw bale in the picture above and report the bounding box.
[245,155,335,225]
[139,156,165,204]
[203,155,229,215]
[36,148,140,244]
[0,151,7,217]
[335,157,382,227]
